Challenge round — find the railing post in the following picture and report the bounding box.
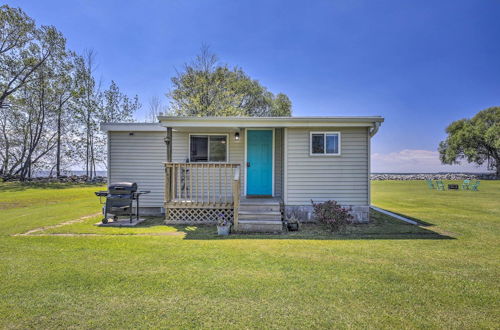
[172,164,177,205]
[232,166,241,231]
[165,165,171,203]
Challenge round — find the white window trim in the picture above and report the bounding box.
[309,131,341,156]
[188,133,230,163]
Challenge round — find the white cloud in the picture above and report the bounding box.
[371,149,491,173]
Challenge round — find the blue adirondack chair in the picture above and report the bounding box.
[436,180,446,191]
[426,179,435,189]
[462,179,471,190]
[471,180,480,191]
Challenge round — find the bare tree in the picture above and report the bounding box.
[147,95,167,122]
[53,52,77,177]
[72,50,101,180]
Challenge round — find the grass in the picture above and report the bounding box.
[39,209,443,239]
[0,182,104,236]
[0,180,499,328]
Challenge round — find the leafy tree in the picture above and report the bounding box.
[0,5,140,180]
[71,50,102,180]
[272,93,292,117]
[168,45,292,117]
[0,4,34,55]
[0,5,64,109]
[72,57,140,180]
[0,7,68,180]
[52,52,78,177]
[101,80,139,123]
[439,107,500,178]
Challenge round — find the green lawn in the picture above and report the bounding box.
[0,181,499,328]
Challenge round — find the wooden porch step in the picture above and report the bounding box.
[240,197,281,205]
[238,204,281,212]
[238,211,282,221]
[236,220,283,233]
[235,197,283,232]
[239,197,281,213]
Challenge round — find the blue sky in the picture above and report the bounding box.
[8,0,500,172]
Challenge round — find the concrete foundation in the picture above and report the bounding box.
[284,205,370,223]
[132,207,164,216]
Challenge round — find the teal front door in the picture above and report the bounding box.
[247,130,273,196]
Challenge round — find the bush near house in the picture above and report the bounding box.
[311,199,353,232]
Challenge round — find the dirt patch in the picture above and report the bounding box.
[12,214,186,237]
[22,232,185,237]
[14,213,100,236]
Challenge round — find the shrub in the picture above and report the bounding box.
[311,200,353,232]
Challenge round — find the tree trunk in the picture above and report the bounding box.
[496,162,500,180]
[56,111,61,177]
[89,131,95,180]
[86,125,89,178]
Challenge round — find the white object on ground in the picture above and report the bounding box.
[370,206,419,225]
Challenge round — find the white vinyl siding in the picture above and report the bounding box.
[108,131,166,207]
[107,125,370,207]
[285,127,369,206]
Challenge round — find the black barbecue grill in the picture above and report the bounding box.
[95,182,150,224]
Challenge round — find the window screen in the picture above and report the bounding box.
[190,135,227,162]
[311,134,325,154]
[325,134,339,154]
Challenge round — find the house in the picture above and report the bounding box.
[101,116,384,232]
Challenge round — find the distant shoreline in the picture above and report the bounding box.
[29,171,495,181]
[371,172,496,180]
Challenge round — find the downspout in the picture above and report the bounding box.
[163,127,173,217]
[164,127,172,162]
[369,122,381,137]
[368,121,381,209]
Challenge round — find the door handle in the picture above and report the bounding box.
[247,162,250,167]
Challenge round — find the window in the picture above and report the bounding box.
[310,132,340,155]
[190,135,228,162]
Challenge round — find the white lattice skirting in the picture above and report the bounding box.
[165,207,234,224]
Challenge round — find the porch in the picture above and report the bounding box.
[161,121,285,232]
[163,162,283,232]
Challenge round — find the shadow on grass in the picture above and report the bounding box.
[158,210,454,240]
[36,211,453,240]
[0,181,104,192]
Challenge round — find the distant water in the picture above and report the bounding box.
[31,170,491,177]
[33,170,107,177]
[371,172,492,175]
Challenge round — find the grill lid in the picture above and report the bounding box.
[108,182,137,193]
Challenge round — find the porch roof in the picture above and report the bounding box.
[101,122,166,132]
[158,116,384,128]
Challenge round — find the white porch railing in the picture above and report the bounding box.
[164,162,241,209]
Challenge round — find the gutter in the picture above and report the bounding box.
[369,121,381,137]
